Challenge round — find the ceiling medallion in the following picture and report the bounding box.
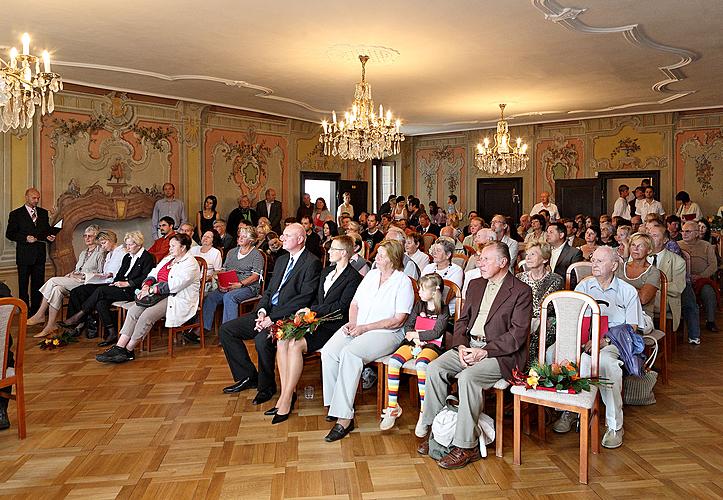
[475,104,528,175]
[0,33,63,132]
[320,55,404,162]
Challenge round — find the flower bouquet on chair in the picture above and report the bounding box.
[267,309,343,342]
[509,360,610,394]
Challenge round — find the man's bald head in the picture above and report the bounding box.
[281,222,306,252]
[440,226,455,238]
[24,188,40,208]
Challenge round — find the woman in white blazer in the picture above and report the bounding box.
[96,233,201,363]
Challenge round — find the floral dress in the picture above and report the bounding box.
[517,270,564,366]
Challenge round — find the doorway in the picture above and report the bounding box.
[598,170,660,215]
[301,171,340,217]
[476,177,523,224]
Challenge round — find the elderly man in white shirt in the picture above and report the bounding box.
[529,192,559,221]
[552,246,644,450]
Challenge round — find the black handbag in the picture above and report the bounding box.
[135,292,168,308]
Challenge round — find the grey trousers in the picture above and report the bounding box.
[119,298,168,342]
[422,349,502,448]
[321,328,404,420]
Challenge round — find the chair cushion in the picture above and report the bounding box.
[510,384,599,409]
[493,379,510,390]
[6,367,14,377]
[647,329,665,343]
[112,300,134,310]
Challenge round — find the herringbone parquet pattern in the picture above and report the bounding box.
[1,317,722,499]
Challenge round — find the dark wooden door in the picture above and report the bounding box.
[476,178,523,224]
[337,180,368,220]
[556,178,603,218]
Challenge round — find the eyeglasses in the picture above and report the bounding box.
[328,247,345,252]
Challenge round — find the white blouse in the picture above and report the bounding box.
[352,269,414,332]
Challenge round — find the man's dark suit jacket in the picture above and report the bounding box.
[257,249,321,320]
[227,207,258,239]
[552,243,584,288]
[256,200,283,233]
[114,250,156,289]
[416,223,441,237]
[451,272,533,379]
[6,205,52,265]
[304,230,323,258]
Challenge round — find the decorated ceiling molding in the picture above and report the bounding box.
[2,0,722,135]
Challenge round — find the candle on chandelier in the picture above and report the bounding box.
[332,110,337,124]
[21,33,30,55]
[322,120,328,134]
[395,119,401,133]
[386,110,392,125]
[521,144,528,154]
[483,137,490,148]
[42,51,50,73]
[9,47,18,69]
[516,138,522,148]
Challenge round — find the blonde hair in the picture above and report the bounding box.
[97,230,118,244]
[629,232,653,254]
[377,240,404,271]
[446,212,460,228]
[418,273,443,315]
[124,230,144,246]
[526,241,551,262]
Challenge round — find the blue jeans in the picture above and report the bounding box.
[202,287,257,331]
[681,284,701,340]
[699,283,718,323]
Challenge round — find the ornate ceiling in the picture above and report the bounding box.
[3,0,722,135]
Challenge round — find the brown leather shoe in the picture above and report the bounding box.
[417,437,429,455]
[437,446,482,469]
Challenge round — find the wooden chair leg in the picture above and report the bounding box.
[579,409,589,484]
[537,405,546,442]
[16,379,26,440]
[591,397,600,454]
[522,402,531,435]
[495,388,504,458]
[168,328,174,356]
[513,395,522,465]
[200,324,205,348]
[376,363,384,417]
[660,337,669,385]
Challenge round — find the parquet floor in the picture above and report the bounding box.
[1,313,723,499]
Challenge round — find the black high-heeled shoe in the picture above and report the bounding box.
[265,392,297,416]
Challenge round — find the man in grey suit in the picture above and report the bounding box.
[546,222,583,286]
[220,223,321,405]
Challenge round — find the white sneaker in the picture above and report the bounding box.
[601,427,624,449]
[552,411,577,433]
[688,337,700,345]
[379,406,402,431]
[415,413,429,438]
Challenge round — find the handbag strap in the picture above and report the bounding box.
[642,334,658,369]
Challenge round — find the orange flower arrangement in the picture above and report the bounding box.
[268,309,342,342]
[510,359,609,394]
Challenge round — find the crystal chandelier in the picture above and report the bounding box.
[320,55,404,162]
[475,104,528,174]
[0,33,63,133]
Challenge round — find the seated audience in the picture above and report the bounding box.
[189,229,223,273]
[178,222,199,247]
[347,232,370,276]
[679,221,719,332]
[524,214,547,247]
[563,218,585,249]
[219,223,321,406]
[545,222,583,285]
[416,212,441,237]
[380,273,449,432]
[428,200,446,226]
[148,216,176,263]
[321,240,413,442]
[517,242,563,362]
[380,213,393,233]
[600,222,618,247]
[362,213,385,252]
[28,224,105,337]
[268,235,362,424]
[392,195,408,222]
[227,195,259,240]
[405,232,430,274]
[630,215,642,233]
[666,214,683,241]
[490,214,519,270]
[96,234,200,363]
[321,220,339,254]
[60,231,155,346]
[615,224,632,260]
[578,225,601,261]
[462,216,484,248]
[380,228,421,279]
[553,246,644,449]
[617,233,661,333]
[214,219,235,254]
[440,225,465,254]
[296,193,314,223]
[422,237,464,315]
[417,242,532,468]
[198,226,264,340]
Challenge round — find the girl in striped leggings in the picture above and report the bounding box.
[380,273,449,434]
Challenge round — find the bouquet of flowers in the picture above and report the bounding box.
[38,330,79,350]
[268,309,343,342]
[509,359,610,394]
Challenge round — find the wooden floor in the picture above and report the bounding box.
[2,314,723,500]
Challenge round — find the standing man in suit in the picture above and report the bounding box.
[60,231,155,346]
[256,188,283,234]
[220,223,321,405]
[546,222,583,286]
[5,188,55,314]
[417,241,533,468]
[227,195,258,240]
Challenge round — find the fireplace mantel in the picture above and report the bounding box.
[50,183,161,275]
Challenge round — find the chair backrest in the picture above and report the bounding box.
[565,261,592,290]
[363,241,371,260]
[679,248,692,276]
[258,251,269,295]
[0,298,27,380]
[656,270,668,332]
[409,276,420,302]
[194,256,208,318]
[516,259,527,274]
[541,290,602,377]
[452,253,468,269]
[442,279,463,322]
[421,233,437,252]
[463,245,476,256]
